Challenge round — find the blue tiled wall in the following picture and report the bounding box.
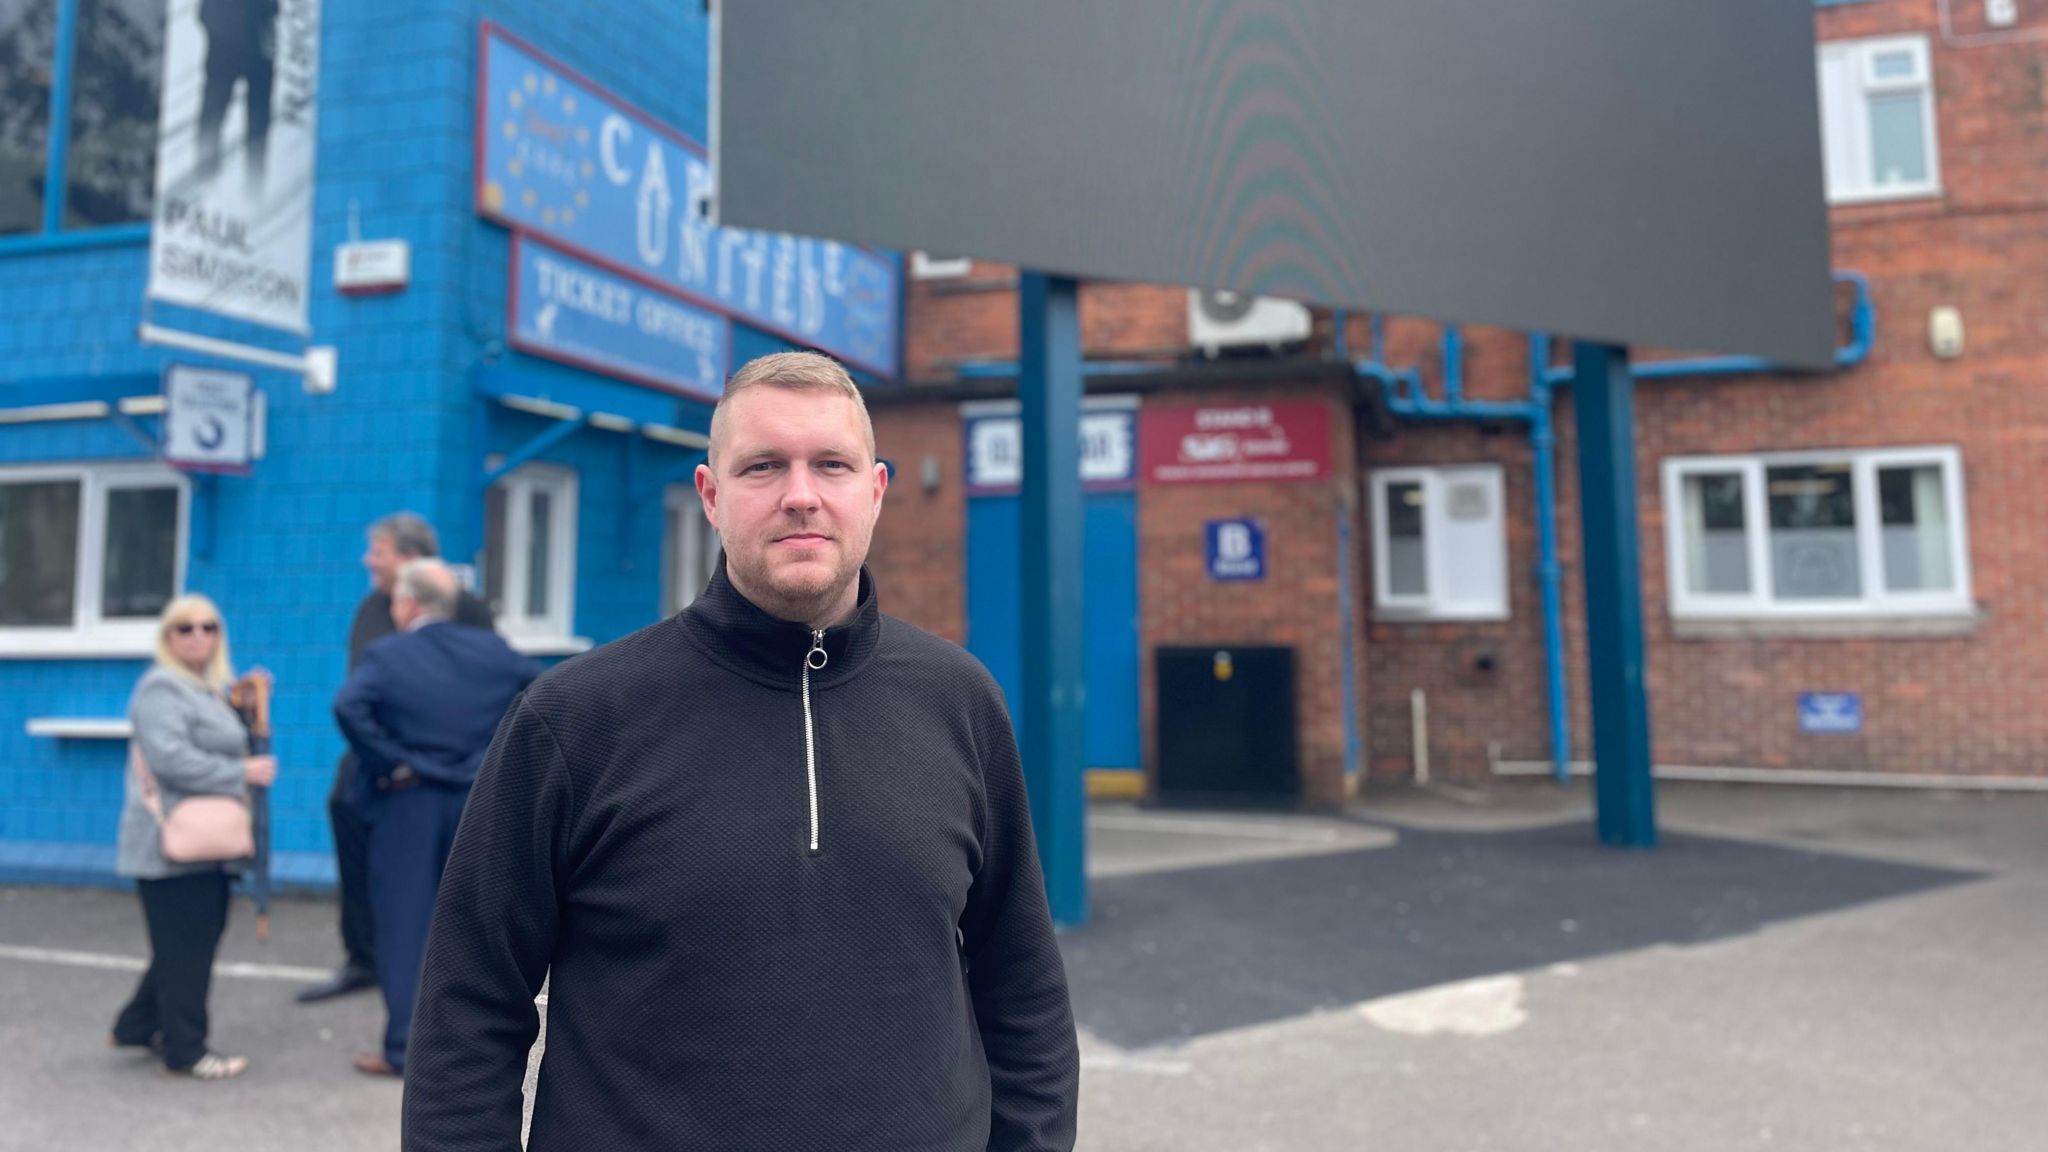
[0,0,820,887]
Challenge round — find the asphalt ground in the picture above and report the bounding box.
[2,781,2043,1151]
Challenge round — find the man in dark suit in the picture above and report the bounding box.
[300,513,494,1005]
[333,558,540,1078]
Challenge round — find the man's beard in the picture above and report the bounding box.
[727,545,856,623]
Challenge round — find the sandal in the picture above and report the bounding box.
[170,1052,249,1080]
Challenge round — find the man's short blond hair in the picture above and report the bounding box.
[708,351,875,466]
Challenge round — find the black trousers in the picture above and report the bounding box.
[113,871,231,1071]
[328,755,377,972]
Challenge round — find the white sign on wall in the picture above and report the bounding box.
[146,0,322,333]
[162,365,256,474]
[965,408,1137,493]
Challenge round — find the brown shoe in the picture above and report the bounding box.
[352,1052,401,1078]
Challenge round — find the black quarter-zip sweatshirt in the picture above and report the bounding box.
[402,564,1079,1152]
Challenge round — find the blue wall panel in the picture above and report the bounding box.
[965,493,1140,770]
[0,0,818,887]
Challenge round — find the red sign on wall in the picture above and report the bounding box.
[1140,401,1332,485]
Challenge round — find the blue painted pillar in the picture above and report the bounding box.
[1571,342,1657,847]
[1018,273,1087,924]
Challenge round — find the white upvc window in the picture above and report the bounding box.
[661,483,721,614]
[910,250,973,280]
[0,462,188,658]
[1663,446,1971,620]
[483,463,579,646]
[1818,35,1941,204]
[1370,464,1508,620]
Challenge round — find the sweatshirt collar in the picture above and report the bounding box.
[678,559,882,689]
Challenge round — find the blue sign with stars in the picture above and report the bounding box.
[1206,519,1266,582]
[477,24,901,377]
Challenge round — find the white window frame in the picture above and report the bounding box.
[488,462,581,649]
[1818,35,1942,204]
[1370,464,1508,621]
[0,462,189,658]
[1663,445,1972,621]
[910,250,973,280]
[661,483,721,614]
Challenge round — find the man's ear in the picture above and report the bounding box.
[695,461,718,524]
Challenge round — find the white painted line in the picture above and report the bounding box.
[0,943,330,983]
[1090,813,1349,844]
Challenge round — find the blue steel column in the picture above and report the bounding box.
[1571,342,1656,847]
[1018,273,1087,925]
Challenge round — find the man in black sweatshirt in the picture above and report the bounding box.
[404,351,1079,1151]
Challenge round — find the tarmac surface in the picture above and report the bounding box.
[2,780,2044,1151]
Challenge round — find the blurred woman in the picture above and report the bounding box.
[110,594,275,1080]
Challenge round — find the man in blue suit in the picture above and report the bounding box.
[334,558,542,1078]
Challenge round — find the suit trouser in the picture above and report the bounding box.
[113,871,231,1071]
[327,756,377,972]
[365,780,468,1072]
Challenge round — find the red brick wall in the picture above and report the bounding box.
[903,262,1193,379]
[1136,385,1360,808]
[868,405,969,645]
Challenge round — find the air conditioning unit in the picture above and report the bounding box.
[1188,289,1313,357]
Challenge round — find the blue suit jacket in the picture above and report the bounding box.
[333,621,543,798]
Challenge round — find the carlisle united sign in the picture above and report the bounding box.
[477,24,900,377]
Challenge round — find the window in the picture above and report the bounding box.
[482,464,578,644]
[661,484,720,614]
[1663,447,1970,620]
[1370,465,1507,620]
[0,0,162,241]
[1817,36,1939,203]
[910,250,972,280]
[0,462,184,654]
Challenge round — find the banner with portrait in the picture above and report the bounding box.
[146,0,321,334]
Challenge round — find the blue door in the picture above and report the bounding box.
[965,492,1140,770]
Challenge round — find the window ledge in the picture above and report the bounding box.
[1372,608,1511,625]
[1828,185,1943,207]
[0,224,151,257]
[0,630,157,659]
[26,717,133,739]
[507,634,595,656]
[1672,610,1982,640]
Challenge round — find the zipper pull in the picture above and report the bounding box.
[806,629,828,671]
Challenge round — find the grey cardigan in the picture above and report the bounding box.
[116,665,250,880]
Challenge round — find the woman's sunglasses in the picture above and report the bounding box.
[171,621,221,637]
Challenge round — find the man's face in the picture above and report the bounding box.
[363,533,404,595]
[697,386,886,626]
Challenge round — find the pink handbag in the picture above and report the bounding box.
[131,742,253,863]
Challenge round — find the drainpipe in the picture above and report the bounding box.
[1365,327,1571,783]
[1527,336,1572,784]
[952,359,1165,379]
[1541,271,1875,387]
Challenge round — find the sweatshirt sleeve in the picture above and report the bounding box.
[130,678,245,796]
[402,694,572,1152]
[958,689,1080,1152]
